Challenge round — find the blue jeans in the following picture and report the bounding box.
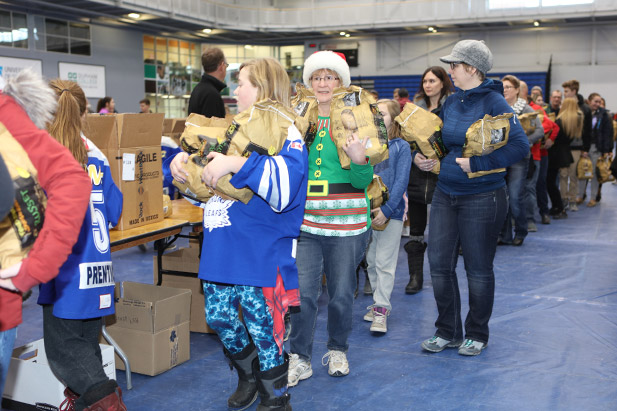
[536,156,550,216]
[500,156,529,242]
[526,159,541,223]
[0,327,17,395]
[428,186,508,344]
[289,230,370,361]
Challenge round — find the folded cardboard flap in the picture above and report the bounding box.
[163,118,186,134]
[110,282,191,333]
[116,113,164,148]
[171,118,186,134]
[163,118,174,135]
[84,115,118,151]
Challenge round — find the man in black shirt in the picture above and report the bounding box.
[188,47,228,118]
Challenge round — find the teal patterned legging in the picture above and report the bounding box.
[203,281,283,371]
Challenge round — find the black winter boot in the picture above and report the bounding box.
[254,354,291,411]
[404,241,427,294]
[225,344,259,410]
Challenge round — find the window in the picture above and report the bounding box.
[44,18,91,55]
[143,35,202,117]
[0,10,28,49]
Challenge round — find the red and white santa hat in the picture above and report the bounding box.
[303,50,351,88]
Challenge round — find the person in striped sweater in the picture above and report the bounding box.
[288,51,373,385]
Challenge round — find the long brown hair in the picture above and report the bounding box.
[47,79,88,165]
[415,66,453,108]
[377,99,402,140]
[556,97,583,139]
[239,58,291,107]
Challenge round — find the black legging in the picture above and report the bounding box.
[546,167,564,212]
[407,201,428,238]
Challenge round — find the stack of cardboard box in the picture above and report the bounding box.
[153,239,218,334]
[85,113,165,230]
[103,282,191,376]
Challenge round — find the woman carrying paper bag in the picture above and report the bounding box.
[421,40,528,357]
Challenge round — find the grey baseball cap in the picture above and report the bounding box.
[440,40,493,74]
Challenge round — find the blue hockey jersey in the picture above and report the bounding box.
[38,138,123,319]
[190,124,308,289]
[161,136,182,199]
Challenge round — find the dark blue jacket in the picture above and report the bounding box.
[437,79,529,195]
[374,138,411,221]
[589,107,614,154]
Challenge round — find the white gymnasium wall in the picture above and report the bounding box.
[305,23,617,110]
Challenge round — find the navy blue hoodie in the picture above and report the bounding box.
[438,79,529,195]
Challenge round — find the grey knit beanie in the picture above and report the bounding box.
[440,40,493,75]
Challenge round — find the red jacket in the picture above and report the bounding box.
[398,97,411,111]
[0,93,91,331]
[530,101,559,158]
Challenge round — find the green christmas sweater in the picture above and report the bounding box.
[301,117,373,237]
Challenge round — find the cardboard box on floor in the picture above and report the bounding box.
[153,243,243,334]
[2,340,115,411]
[153,244,215,334]
[85,113,165,230]
[103,281,191,376]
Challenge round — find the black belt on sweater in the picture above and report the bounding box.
[307,181,364,196]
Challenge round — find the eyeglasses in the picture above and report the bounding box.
[223,62,229,68]
[311,75,339,83]
[449,62,461,70]
[503,85,515,90]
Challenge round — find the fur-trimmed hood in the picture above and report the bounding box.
[0,68,57,129]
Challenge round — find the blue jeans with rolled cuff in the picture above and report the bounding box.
[289,229,370,361]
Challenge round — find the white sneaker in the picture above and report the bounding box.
[369,307,388,333]
[322,350,349,377]
[288,353,312,387]
[363,306,373,322]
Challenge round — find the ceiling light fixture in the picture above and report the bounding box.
[202,28,212,33]
[533,20,540,27]
[428,26,435,32]
[339,31,346,36]
[345,33,350,38]
[128,13,140,19]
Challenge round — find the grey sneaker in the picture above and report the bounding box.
[458,339,487,356]
[363,306,373,322]
[322,350,349,377]
[369,307,388,333]
[527,221,537,232]
[570,203,579,212]
[421,336,462,353]
[288,353,312,387]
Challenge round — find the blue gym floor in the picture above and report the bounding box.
[12,184,617,410]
